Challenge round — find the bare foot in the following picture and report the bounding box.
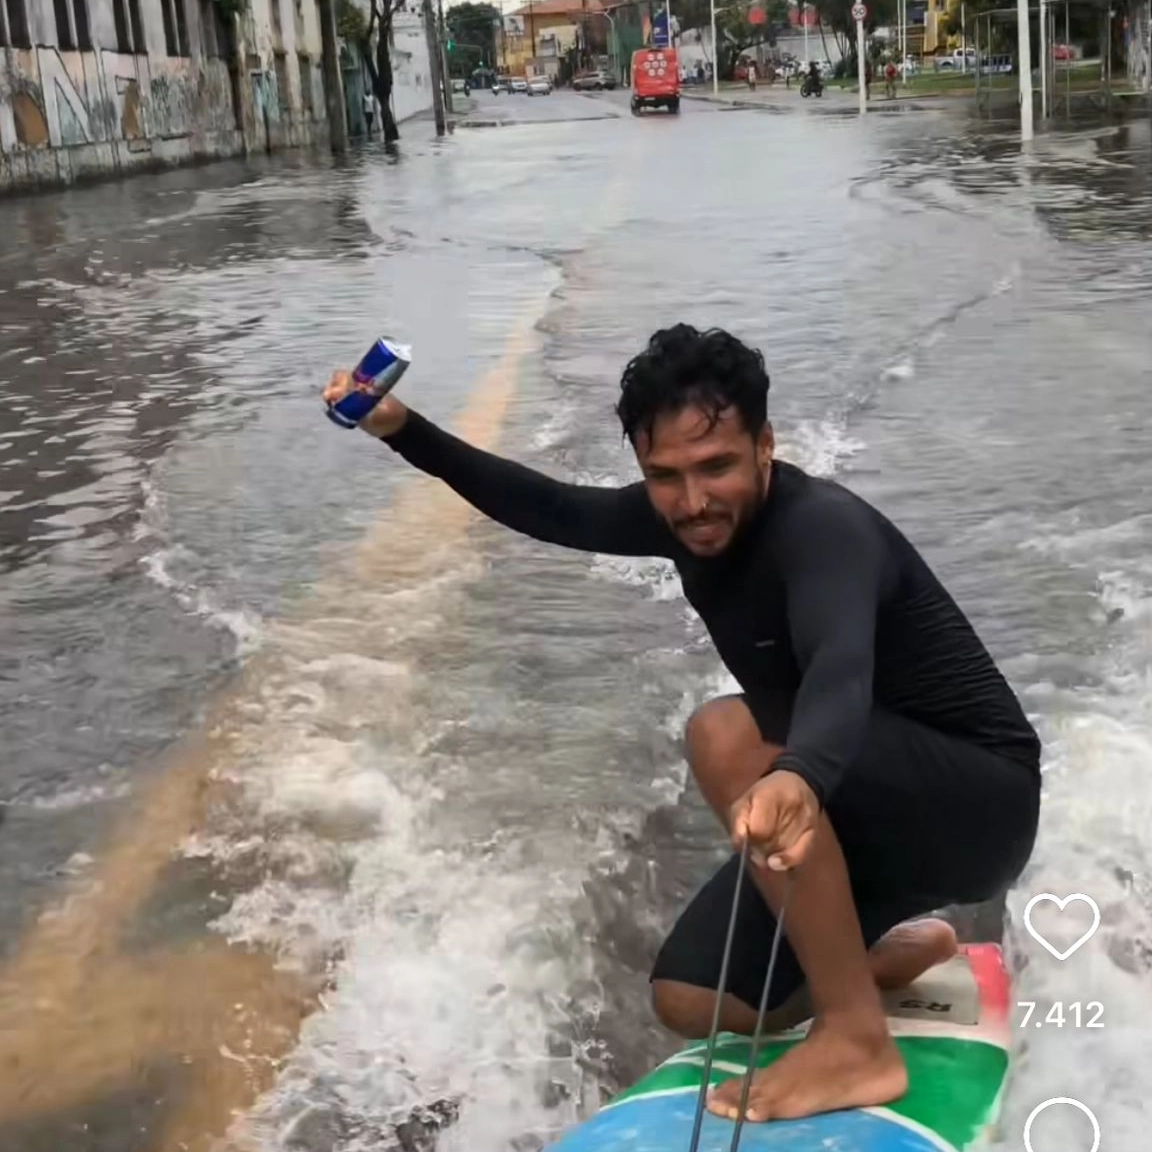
[870,918,957,990]
[685,920,960,1039]
[706,1018,907,1122]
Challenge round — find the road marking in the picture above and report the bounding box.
[0,136,645,1151]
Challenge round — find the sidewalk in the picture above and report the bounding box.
[681,82,854,110]
[681,81,963,111]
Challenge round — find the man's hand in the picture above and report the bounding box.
[729,770,820,871]
[323,369,409,438]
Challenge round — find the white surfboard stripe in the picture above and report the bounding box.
[862,1107,960,1152]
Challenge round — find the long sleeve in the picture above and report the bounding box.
[770,494,890,807]
[381,411,674,558]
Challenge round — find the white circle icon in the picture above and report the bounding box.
[1023,1098,1100,1152]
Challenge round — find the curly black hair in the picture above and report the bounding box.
[615,325,771,446]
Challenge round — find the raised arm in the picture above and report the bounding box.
[381,410,673,558]
[768,493,892,808]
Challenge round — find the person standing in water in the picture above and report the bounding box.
[321,325,1041,1122]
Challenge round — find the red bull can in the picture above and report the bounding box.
[326,337,412,429]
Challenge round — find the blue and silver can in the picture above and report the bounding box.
[326,337,412,429]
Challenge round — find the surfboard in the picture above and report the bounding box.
[550,943,1010,1151]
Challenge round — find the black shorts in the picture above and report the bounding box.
[649,704,1041,1011]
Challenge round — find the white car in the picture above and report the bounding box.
[527,76,552,95]
[511,77,528,94]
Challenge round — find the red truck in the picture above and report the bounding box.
[631,47,681,115]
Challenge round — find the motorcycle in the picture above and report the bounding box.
[800,74,824,98]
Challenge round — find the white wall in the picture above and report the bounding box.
[389,9,432,123]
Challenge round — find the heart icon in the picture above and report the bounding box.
[1023,893,1101,961]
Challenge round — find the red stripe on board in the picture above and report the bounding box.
[962,942,1010,1023]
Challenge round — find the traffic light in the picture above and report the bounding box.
[447,37,455,50]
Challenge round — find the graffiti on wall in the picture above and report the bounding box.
[0,46,236,157]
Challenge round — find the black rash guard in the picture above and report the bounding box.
[382,412,1042,806]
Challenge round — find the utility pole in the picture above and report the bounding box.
[316,0,349,152]
[710,0,718,93]
[851,2,867,113]
[423,0,447,134]
[438,0,453,113]
[1016,0,1033,139]
[856,10,866,113]
[1039,0,1049,118]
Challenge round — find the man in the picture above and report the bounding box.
[363,90,376,137]
[885,58,898,99]
[321,325,1041,1122]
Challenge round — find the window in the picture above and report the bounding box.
[197,0,229,56]
[53,0,91,49]
[160,0,189,55]
[112,0,146,53]
[270,0,282,41]
[273,50,289,114]
[174,0,188,55]
[298,54,313,116]
[1,0,32,47]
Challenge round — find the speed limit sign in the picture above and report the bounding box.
[851,1,867,18]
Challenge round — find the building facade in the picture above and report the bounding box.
[1125,0,1150,90]
[500,0,606,77]
[0,0,341,194]
[339,3,432,138]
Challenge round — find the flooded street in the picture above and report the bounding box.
[2,89,1152,1152]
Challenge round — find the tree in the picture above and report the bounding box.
[445,1,501,68]
[336,0,406,145]
[674,0,792,79]
[810,0,896,66]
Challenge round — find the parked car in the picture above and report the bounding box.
[934,47,978,70]
[527,75,552,95]
[573,70,615,91]
[511,77,529,93]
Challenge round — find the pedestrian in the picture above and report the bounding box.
[746,59,757,91]
[322,323,1041,1125]
[362,90,375,137]
[885,59,897,98]
[864,58,873,100]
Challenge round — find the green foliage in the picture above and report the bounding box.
[674,0,793,78]
[445,1,501,63]
[811,0,897,37]
[336,0,368,42]
[448,42,484,76]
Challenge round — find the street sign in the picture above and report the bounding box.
[851,2,867,18]
[651,6,670,47]
[748,4,766,24]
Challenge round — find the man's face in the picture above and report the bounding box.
[634,404,774,557]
